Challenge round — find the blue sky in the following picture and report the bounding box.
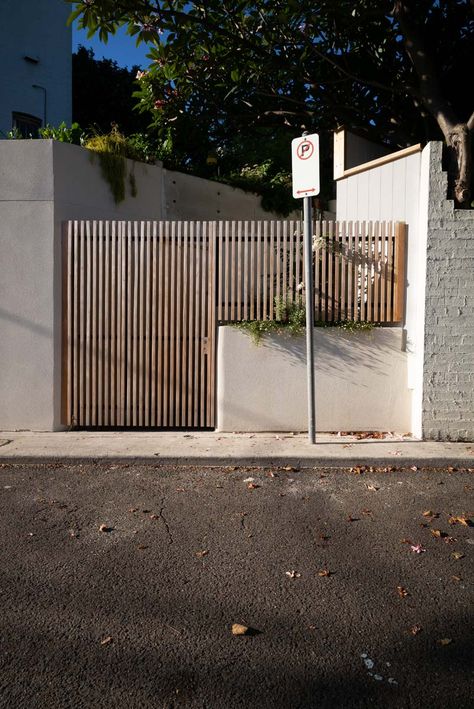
[73,23,150,69]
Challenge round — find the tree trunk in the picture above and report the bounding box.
[393,1,473,206]
[446,123,472,205]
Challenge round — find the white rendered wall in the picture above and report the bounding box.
[0,0,71,137]
[217,326,411,432]
[336,149,425,437]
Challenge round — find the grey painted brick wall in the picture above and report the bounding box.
[422,142,474,440]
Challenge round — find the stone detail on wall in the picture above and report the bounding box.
[422,142,474,440]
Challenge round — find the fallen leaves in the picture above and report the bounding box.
[285,570,301,579]
[247,482,260,490]
[231,623,254,636]
[438,638,452,646]
[430,529,446,539]
[350,466,367,475]
[98,524,113,533]
[451,551,465,560]
[448,516,472,527]
[411,625,422,635]
[410,544,426,554]
[195,549,209,558]
[451,575,462,582]
[366,484,379,492]
[100,636,113,646]
[318,569,331,577]
[397,586,409,598]
[339,431,389,440]
[283,465,299,472]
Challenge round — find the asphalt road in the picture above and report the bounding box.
[0,463,472,709]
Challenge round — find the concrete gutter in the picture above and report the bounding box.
[0,431,473,468]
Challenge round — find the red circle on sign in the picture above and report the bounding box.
[297,140,314,160]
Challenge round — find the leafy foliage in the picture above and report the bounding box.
[236,298,374,344]
[84,126,141,203]
[68,1,474,203]
[73,46,150,135]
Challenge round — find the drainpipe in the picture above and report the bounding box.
[32,84,47,127]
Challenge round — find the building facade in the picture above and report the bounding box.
[0,0,71,138]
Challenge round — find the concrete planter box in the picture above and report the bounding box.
[217,326,411,432]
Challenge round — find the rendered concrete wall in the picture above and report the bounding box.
[0,142,56,429]
[0,0,71,137]
[0,140,164,431]
[217,326,411,432]
[421,143,474,440]
[336,148,426,437]
[0,140,300,430]
[162,169,300,221]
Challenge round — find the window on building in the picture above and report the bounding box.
[12,112,42,138]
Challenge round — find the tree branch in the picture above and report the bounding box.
[392,1,458,138]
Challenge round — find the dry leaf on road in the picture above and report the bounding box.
[286,570,301,579]
[231,623,249,636]
[411,625,422,635]
[448,516,472,527]
[410,544,426,554]
[397,586,409,598]
[195,549,209,558]
[100,636,113,646]
[438,638,452,646]
[318,569,331,577]
[452,551,465,560]
[98,524,113,533]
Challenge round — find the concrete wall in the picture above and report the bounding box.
[217,326,411,432]
[162,169,300,221]
[0,140,164,431]
[0,142,56,429]
[335,147,425,437]
[0,140,300,430]
[0,0,71,137]
[421,143,474,440]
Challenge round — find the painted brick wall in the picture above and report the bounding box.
[422,142,474,440]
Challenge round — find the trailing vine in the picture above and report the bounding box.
[85,126,140,204]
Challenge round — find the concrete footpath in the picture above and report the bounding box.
[1,431,474,468]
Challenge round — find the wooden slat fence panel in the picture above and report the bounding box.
[63,219,406,428]
[64,220,216,428]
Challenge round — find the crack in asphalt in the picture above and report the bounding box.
[159,496,173,545]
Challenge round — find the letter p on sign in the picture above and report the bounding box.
[291,133,320,199]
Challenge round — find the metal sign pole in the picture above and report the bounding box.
[303,195,316,443]
[291,130,319,444]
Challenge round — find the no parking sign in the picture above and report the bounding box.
[291,133,320,199]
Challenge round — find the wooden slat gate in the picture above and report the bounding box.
[62,220,216,428]
[63,219,406,429]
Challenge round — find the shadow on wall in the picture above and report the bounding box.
[0,307,53,339]
[248,328,405,381]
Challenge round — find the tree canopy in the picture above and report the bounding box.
[69,1,474,203]
[73,46,149,134]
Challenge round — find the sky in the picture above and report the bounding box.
[73,23,150,69]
